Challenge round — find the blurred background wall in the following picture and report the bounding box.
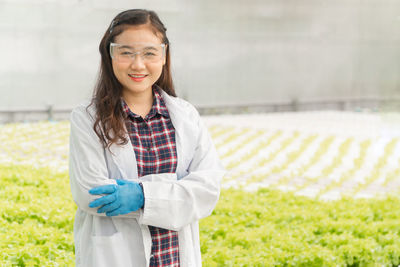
[0,0,399,121]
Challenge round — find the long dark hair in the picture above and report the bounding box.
[87,9,176,153]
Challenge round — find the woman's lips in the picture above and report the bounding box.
[128,74,147,82]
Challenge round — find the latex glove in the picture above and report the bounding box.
[88,179,144,216]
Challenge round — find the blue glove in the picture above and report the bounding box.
[88,179,144,216]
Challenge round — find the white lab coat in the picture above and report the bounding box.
[69,88,226,267]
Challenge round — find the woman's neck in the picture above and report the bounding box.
[122,88,154,117]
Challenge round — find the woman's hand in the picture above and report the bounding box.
[88,179,144,216]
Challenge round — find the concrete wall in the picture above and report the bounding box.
[0,0,399,110]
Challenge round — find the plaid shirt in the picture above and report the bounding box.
[121,86,180,267]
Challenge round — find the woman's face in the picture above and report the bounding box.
[111,24,166,98]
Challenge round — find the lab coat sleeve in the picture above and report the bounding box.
[69,106,139,218]
[138,105,226,231]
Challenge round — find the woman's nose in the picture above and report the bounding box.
[130,53,146,69]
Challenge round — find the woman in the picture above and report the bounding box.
[68,9,226,267]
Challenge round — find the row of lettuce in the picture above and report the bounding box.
[1,164,400,266]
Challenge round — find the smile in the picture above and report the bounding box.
[128,74,147,82]
[128,74,147,78]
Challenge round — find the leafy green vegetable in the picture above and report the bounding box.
[200,188,400,266]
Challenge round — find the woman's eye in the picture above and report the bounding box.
[121,51,133,55]
[144,52,156,56]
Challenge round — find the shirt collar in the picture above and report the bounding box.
[120,85,170,119]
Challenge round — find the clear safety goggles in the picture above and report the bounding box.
[109,42,166,64]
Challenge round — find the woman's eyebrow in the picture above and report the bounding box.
[119,45,133,49]
[143,46,158,51]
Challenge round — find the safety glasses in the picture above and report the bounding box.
[110,42,166,63]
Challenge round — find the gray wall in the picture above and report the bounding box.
[0,0,399,110]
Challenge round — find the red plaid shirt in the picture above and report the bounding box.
[121,85,180,267]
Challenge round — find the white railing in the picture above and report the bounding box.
[0,97,399,123]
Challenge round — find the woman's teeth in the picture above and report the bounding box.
[129,74,147,78]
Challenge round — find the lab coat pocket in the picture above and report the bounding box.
[91,232,132,267]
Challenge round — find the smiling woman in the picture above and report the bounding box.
[68,9,226,267]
